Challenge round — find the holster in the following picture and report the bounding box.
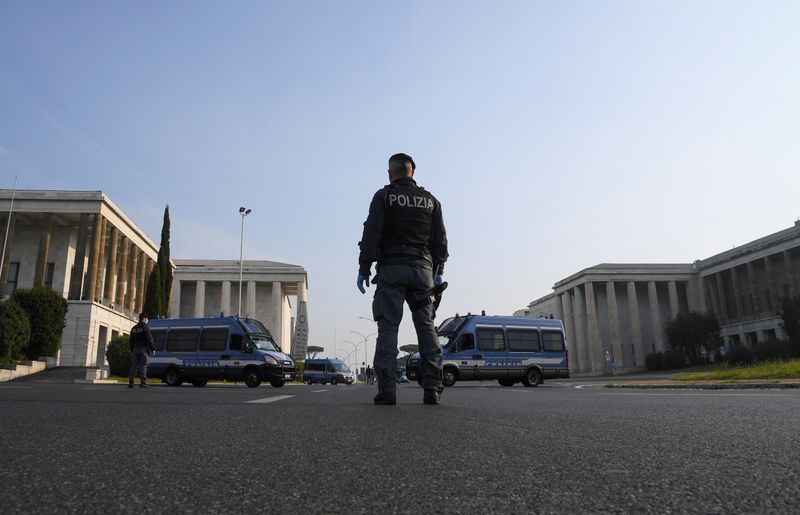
[408,281,448,316]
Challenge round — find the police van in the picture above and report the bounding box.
[147,316,296,387]
[302,358,355,385]
[406,314,569,387]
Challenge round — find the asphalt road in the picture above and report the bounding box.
[1,376,799,514]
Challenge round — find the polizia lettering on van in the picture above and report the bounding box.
[483,358,523,368]
[182,359,220,368]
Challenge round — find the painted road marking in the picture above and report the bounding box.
[598,392,794,397]
[312,389,329,393]
[246,395,295,404]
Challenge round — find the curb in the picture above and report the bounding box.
[606,382,800,390]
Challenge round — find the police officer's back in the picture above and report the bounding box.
[357,153,448,405]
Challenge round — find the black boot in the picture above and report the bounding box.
[423,389,440,405]
[373,392,396,405]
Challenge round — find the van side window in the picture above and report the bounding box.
[151,329,167,351]
[508,329,541,352]
[229,334,243,351]
[542,331,565,352]
[200,328,228,351]
[166,329,199,352]
[454,333,474,352]
[477,328,505,351]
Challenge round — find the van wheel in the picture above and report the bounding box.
[498,379,515,387]
[191,379,208,387]
[165,368,182,387]
[270,379,285,388]
[244,368,262,388]
[442,368,457,387]
[523,368,542,387]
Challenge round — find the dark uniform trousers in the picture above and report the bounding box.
[372,262,442,394]
[129,349,149,384]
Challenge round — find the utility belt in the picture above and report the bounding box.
[379,245,432,263]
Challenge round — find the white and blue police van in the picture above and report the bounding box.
[302,358,355,385]
[147,316,296,387]
[406,314,569,387]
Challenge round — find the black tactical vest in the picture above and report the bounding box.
[380,177,435,252]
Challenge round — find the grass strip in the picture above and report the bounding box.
[673,359,800,381]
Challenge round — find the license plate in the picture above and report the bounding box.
[283,374,292,379]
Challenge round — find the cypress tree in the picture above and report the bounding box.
[143,265,163,318]
[158,206,172,316]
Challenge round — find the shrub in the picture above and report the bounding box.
[0,299,31,366]
[105,335,131,377]
[662,349,687,370]
[752,339,792,362]
[645,352,664,371]
[726,345,753,366]
[11,287,68,359]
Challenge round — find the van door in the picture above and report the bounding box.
[506,327,542,381]
[445,333,478,380]
[475,327,508,380]
[225,333,249,381]
[198,327,229,380]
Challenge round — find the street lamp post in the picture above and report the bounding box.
[238,206,252,318]
[341,339,361,381]
[350,329,377,375]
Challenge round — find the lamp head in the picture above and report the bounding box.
[239,207,246,213]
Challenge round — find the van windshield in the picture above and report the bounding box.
[437,316,467,335]
[332,362,350,372]
[251,334,280,352]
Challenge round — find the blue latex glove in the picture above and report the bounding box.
[357,274,369,294]
[434,274,444,286]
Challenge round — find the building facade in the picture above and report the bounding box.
[522,221,800,376]
[171,259,308,353]
[1,190,311,369]
[1,190,160,367]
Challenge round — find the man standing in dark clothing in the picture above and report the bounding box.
[128,312,155,388]
[358,153,448,405]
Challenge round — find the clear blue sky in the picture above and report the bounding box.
[2,1,799,364]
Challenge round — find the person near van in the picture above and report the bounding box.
[357,153,449,405]
[128,312,155,388]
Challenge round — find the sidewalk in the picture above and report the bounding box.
[605,378,800,390]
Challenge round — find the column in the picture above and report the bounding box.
[0,213,15,293]
[194,280,206,317]
[584,282,604,373]
[648,281,664,352]
[746,261,761,316]
[715,272,729,321]
[730,266,744,320]
[560,292,578,373]
[687,276,707,314]
[134,253,147,314]
[171,279,181,317]
[764,255,778,310]
[784,250,797,298]
[246,281,256,318]
[93,217,108,302]
[220,281,231,316]
[115,238,129,306]
[84,214,103,301]
[34,213,54,287]
[297,279,308,303]
[606,281,623,369]
[126,248,139,313]
[272,281,282,346]
[68,213,89,299]
[573,286,589,373]
[627,281,644,367]
[668,281,680,320]
[104,226,119,303]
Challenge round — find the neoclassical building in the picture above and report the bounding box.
[1,190,160,367]
[1,189,310,370]
[519,220,800,375]
[171,259,308,354]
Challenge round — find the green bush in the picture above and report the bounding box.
[11,287,68,359]
[105,335,131,377]
[726,346,753,366]
[662,349,687,370]
[752,339,792,362]
[0,299,31,366]
[645,352,664,371]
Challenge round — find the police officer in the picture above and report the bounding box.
[357,153,448,405]
[128,312,155,388]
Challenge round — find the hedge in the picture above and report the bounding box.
[106,335,131,377]
[0,299,31,366]
[12,287,68,359]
